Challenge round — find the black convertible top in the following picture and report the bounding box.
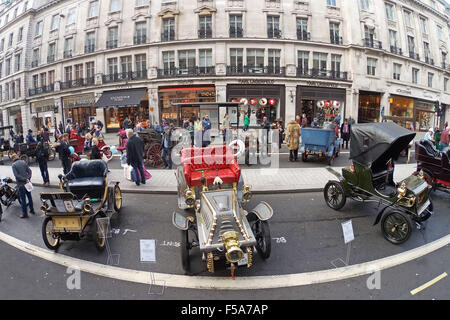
[350,122,416,168]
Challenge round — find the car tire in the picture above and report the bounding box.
[42,217,61,251]
[324,181,346,210]
[180,229,191,273]
[252,220,271,260]
[94,212,107,252]
[381,211,412,245]
[113,185,122,213]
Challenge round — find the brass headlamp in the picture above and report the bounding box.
[242,184,252,202]
[397,181,407,199]
[222,231,244,263]
[184,188,195,207]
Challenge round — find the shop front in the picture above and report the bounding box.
[385,95,435,132]
[159,86,216,126]
[95,87,148,132]
[30,99,56,133]
[358,91,381,123]
[296,86,346,127]
[63,93,96,128]
[227,84,285,128]
[8,106,23,134]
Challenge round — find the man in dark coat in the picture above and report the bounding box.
[55,133,72,174]
[340,119,352,149]
[161,126,173,169]
[126,129,146,186]
[12,155,35,218]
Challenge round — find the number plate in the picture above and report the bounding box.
[238,253,248,266]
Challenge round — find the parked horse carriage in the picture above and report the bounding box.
[139,128,164,168]
[172,145,273,277]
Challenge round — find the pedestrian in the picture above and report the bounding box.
[84,132,93,153]
[36,141,50,186]
[424,128,435,142]
[202,115,212,147]
[194,118,203,147]
[440,123,449,149]
[311,118,320,128]
[301,113,308,128]
[58,121,64,136]
[123,117,132,130]
[243,112,250,131]
[261,116,271,152]
[221,113,231,144]
[126,129,146,186]
[42,127,50,143]
[161,126,173,169]
[90,137,102,160]
[340,119,351,149]
[186,121,194,146]
[96,119,104,131]
[296,115,301,125]
[348,116,355,126]
[285,119,301,162]
[11,155,35,218]
[26,129,36,144]
[55,133,72,174]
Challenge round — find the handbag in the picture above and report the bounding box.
[25,182,33,192]
[123,164,132,181]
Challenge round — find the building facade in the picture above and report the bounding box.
[0,0,449,137]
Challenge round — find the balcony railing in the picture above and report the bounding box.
[229,26,243,38]
[409,51,420,60]
[227,66,286,76]
[198,28,212,39]
[63,50,72,59]
[390,46,402,55]
[85,44,95,54]
[267,28,282,39]
[60,77,95,90]
[364,38,382,49]
[424,56,434,65]
[28,84,54,96]
[134,35,147,45]
[161,30,175,42]
[330,36,343,45]
[106,40,118,49]
[31,60,38,68]
[157,67,216,78]
[297,30,310,41]
[47,55,55,63]
[102,70,148,83]
[296,68,348,80]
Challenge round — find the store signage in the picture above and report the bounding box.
[31,99,55,113]
[396,88,412,95]
[110,95,131,102]
[306,81,340,88]
[63,93,95,108]
[238,79,275,85]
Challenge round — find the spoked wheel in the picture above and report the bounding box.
[146,143,163,168]
[180,229,191,273]
[251,220,271,260]
[381,211,412,245]
[113,185,122,213]
[42,217,61,251]
[95,212,107,252]
[324,181,347,210]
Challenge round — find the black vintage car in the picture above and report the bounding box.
[324,122,433,244]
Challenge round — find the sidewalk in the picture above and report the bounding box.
[0,163,418,194]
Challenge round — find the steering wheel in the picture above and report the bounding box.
[228,139,245,158]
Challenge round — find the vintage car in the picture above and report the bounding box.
[415,139,450,193]
[300,127,341,165]
[172,145,273,277]
[324,122,433,244]
[40,160,122,251]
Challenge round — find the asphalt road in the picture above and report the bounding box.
[0,186,448,299]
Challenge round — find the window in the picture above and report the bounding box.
[327,0,336,6]
[107,58,118,75]
[246,49,265,73]
[268,49,281,73]
[11,81,15,99]
[110,0,121,12]
[297,51,309,74]
[13,8,18,19]
[16,79,21,98]
[424,42,431,63]
[331,54,341,75]
[393,63,401,80]
[120,56,132,75]
[367,58,377,76]
[407,36,415,55]
[0,86,2,102]
[437,25,443,41]
[428,72,433,88]
[35,21,43,37]
[48,43,56,62]
[444,78,448,92]
[15,54,21,72]
[75,64,83,80]
[419,17,427,33]
[412,68,419,84]
[51,14,60,30]
[386,3,394,19]
[32,49,39,67]
[64,38,73,58]
[135,21,147,44]
[178,50,196,74]
[8,33,13,47]
[0,62,2,78]
[229,15,242,38]
[313,52,328,76]
[5,58,11,76]
[329,22,340,44]
[162,51,175,73]
[49,70,55,84]
[199,15,212,39]
[32,75,39,89]
[389,29,398,51]
[162,18,175,41]
[107,27,118,49]
[88,1,99,18]
[230,48,243,72]
[267,16,281,38]
[5,83,9,101]
[199,49,213,73]
[65,66,72,82]
[18,27,23,42]
[296,18,308,40]
[85,32,95,53]
[67,8,77,25]
[360,0,370,10]
[40,73,47,87]
[135,54,147,75]
[136,0,150,6]
[86,62,95,79]
[403,11,411,27]
[0,39,4,51]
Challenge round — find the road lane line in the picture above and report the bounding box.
[410,272,448,295]
[0,231,449,290]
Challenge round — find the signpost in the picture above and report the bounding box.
[331,220,355,268]
[140,239,165,295]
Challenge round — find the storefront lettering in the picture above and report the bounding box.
[306,81,340,88]
[238,79,275,85]
[110,96,131,102]
[396,89,411,95]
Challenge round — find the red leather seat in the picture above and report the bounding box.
[181,146,241,187]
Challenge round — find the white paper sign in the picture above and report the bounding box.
[341,220,354,244]
[140,239,156,262]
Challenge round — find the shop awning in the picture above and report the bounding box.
[95,88,147,108]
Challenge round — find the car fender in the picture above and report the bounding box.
[249,201,273,221]
[325,166,351,194]
[172,211,191,231]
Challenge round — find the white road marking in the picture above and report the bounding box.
[0,231,448,290]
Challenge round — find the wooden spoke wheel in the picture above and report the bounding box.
[251,220,271,260]
[42,217,61,251]
[381,211,412,245]
[145,143,163,168]
[94,212,107,252]
[113,185,122,213]
[323,181,346,210]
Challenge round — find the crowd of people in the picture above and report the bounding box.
[424,122,449,150]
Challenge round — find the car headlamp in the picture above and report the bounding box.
[222,231,244,263]
[184,188,195,207]
[242,184,252,202]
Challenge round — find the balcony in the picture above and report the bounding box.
[85,44,95,54]
[409,51,420,60]
[364,38,382,49]
[198,28,212,39]
[28,84,54,96]
[102,70,148,83]
[161,30,175,42]
[157,67,215,78]
[106,40,118,49]
[63,50,72,59]
[47,55,55,63]
[296,68,348,80]
[227,66,286,76]
[297,30,310,41]
[229,26,243,38]
[60,77,95,90]
[267,28,282,39]
[390,46,402,55]
[330,36,343,45]
[134,35,147,45]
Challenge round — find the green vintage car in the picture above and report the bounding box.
[324,122,433,244]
